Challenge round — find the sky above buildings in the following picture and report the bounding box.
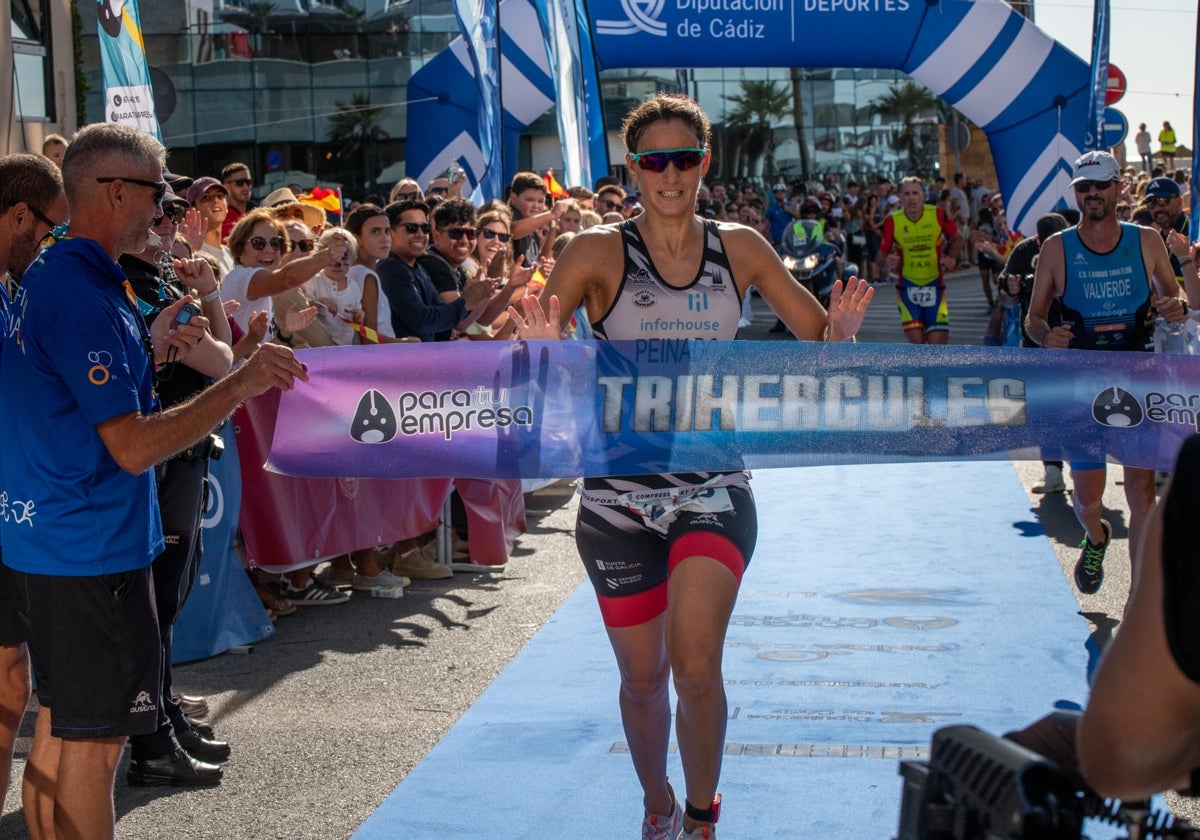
[1034,0,1196,160]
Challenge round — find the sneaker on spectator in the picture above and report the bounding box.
[392,545,453,580]
[678,825,715,839]
[317,564,356,589]
[642,781,682,840]
[1073,520,1111,595]
[284,577,351,605]
[448,561,507,574]
[352,569,411,590]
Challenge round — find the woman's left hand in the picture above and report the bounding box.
[825,275,874,341]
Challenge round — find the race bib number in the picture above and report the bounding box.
[905,285,938,308]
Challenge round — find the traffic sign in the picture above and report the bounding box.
[1102,107,1128,148]
[1105,64,1126,106]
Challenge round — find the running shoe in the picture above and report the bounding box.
[284,577,351,605]
[677,825,715,839]
[642,782,681,840]
[1073,520,1111,595]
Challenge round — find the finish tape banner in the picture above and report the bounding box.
[269,341,1200,480]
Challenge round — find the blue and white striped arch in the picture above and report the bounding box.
[412,0,1091,235]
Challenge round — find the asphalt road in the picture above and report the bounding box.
[2,268,1178,837]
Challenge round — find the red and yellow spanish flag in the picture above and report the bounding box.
[544,169,568,199]
[301,187,342,213]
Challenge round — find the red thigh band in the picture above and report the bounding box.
[597,580,668,628]
[668,532,745,583]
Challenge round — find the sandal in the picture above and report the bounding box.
[272,597,297,617]
[253,576,297,619]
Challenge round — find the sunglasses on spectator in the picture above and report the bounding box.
[478,228,511,243]
[399,222,431,235]
[428,187,449,196]
[395,191,420,201]
[446,227,477,241]
[1144,196,1173,208]
[290,238,316,252]
[96,176,168,205]
[598,198,622,210]
[248,236,286,251]
[225,177,253,187]
[628,147,708,173]
[152,205,187,225]
[1073,180,1116,193]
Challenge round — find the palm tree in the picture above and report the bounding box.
[788,68,811,178]
[723,80,792,182]
[870,81,942,175]
[328,92,390,193]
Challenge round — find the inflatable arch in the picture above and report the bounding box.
[409,0,1092,236]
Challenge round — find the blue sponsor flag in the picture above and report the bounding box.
[573,0,610,185]
[97,0,161,140]
[534,0,608,189]
[1085,0,1109,151]
[452,0,504,202]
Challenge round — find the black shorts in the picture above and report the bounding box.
[0,556,26,646]
[15,567,161,739]
[576,479,757,628]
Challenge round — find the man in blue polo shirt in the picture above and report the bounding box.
[0,151,68,821]
[0,123,309,839]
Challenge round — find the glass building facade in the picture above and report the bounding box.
[77,1,953,197]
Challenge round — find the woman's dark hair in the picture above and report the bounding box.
[344,202,386,238]
[620,92,711,154]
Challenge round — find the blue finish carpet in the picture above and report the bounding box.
[355,461,1093,839]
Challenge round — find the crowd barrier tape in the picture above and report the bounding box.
[269,340,1200,480]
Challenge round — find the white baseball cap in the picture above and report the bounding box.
[1071,150,1121,186]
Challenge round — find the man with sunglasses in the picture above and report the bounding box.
[420,198,483,341]
[1131,177,1197,297]
[379,199,498,343]
[1027,150,1187,599]
[219,162,257,241]
[595,184,627,217]
[0,152,67,821]
[0,124,309,839]
[118,183,235,788]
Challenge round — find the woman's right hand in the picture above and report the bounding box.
[507,294,563,340]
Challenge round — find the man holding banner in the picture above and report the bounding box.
[1026,150,1186,598]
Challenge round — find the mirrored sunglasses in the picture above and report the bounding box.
[628,148,708,173]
